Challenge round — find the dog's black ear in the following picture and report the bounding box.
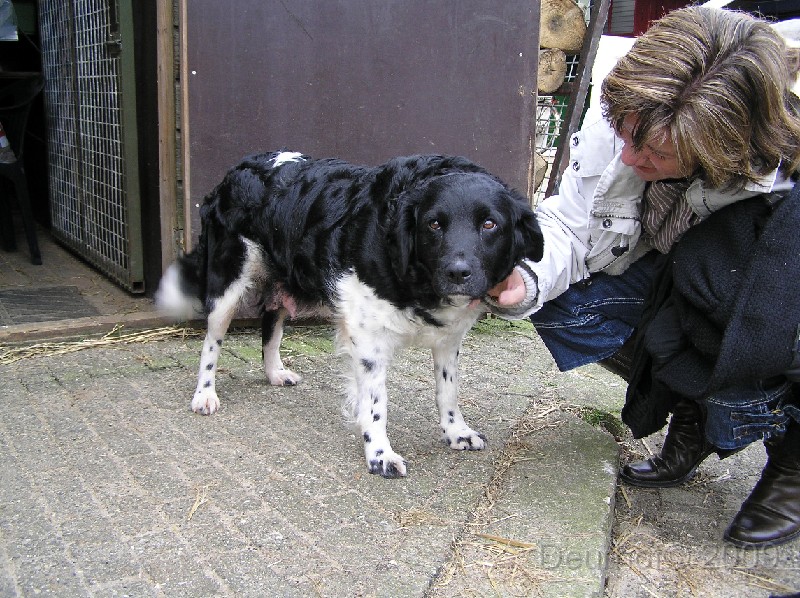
[387,190,421,278]
[515,209,544,263]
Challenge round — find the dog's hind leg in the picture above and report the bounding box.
[191,238,257,415]
[192,291,240,415]
[434,340,486,451]
[261,308,302,386]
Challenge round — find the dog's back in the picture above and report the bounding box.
[156,151,501,316]
[155,151,325,318]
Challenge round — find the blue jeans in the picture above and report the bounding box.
[531,251,798,449]
[530,251,659,372]
[703,379,796,450]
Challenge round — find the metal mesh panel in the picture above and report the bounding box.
[39,3,82,240]
[532,53,587,205]
[534,93,568,204]
[38,0,143,292]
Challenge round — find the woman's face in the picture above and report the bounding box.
[617,116,686,181]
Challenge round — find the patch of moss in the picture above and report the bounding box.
[281,332,335,356]
[577,407,625,440]
[231,345,263,361]
[470,315,535,335]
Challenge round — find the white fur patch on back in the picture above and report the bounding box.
[272,151,305,167]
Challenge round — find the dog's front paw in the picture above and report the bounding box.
[266,368,302,386]
[191,390,220,415]
[443,426,487,451]
[365,446,408,478]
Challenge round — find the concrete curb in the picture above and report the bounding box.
[428,410,618,597]
[0,311,174,344]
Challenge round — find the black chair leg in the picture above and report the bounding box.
[0,186,17,252]
[10,165,41,265]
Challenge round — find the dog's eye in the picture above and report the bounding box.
[429,220,441,231]
[482,219,497,230]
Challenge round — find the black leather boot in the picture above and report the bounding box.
[619,398,717,488]
[724,423,800,548]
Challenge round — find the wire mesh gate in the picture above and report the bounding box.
[38,0,144,293]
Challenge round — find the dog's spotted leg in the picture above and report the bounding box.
[192,305,235,415]
[191,263,253,415]
[359,357,407,478]
[262,308,302,386]
[347,350,407,478]
[433,342,486,451]
[335,277,407,477]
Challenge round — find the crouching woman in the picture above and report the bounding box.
[487,6,800,548]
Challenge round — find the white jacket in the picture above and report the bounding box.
[489,115,793,319]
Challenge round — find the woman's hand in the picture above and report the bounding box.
[488,269,527,306]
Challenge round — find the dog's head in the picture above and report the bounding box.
[389,172,543,300]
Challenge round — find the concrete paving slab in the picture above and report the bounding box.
[0,318,618,597]
[5,220,800,595]
[429,411,618,597]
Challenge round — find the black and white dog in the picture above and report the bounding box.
[156,151,543,477]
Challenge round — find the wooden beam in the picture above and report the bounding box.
[545,0,611,198]
[156,0,178,270]
[178,0,193,251]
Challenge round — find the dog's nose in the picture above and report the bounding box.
[446,261,472,284]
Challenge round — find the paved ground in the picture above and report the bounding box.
[2,314,800,597]
[0,318,620,597]
[0,226,149,327]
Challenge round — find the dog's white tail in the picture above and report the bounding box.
[155,262,203,320]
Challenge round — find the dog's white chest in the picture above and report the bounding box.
[333,272,481,349]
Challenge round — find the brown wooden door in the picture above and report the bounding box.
[183,1,541,243]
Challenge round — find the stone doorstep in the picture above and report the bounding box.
[433,411,619,598]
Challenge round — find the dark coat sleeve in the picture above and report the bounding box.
[621,252,679,438]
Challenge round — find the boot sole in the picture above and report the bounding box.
[722,530,800,548]
[723,525,800,549]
